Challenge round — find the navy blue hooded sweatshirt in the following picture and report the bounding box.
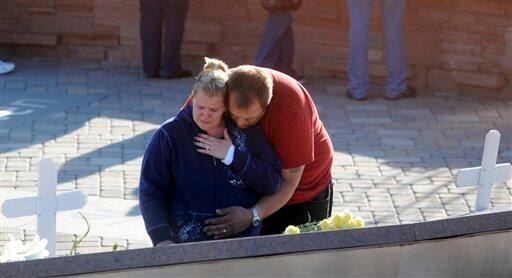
[139,105,282,245]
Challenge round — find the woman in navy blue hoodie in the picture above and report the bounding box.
[139,58,282,246]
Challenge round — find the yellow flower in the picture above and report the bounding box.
[284,225,300,235]
[331,211,353,230]
[318,219,332,231]
[350,217,365,228]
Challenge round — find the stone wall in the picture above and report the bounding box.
[2,208,512,277]
[0,0,510,98]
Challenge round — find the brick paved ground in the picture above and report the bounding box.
[1,57,511,255]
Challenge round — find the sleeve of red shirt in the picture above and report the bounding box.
[271,107,314,169]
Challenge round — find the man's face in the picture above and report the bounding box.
[228,93,266,129]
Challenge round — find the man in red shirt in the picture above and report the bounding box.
[203,65,334,236]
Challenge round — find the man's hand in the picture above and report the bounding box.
[155,240,174,247]
[203,206,253,239]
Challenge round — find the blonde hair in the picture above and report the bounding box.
[193,57,230,101]
[227,65,273,109]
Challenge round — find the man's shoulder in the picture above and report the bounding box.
[260,69,314,126]
[268,71,307,104]
[267,84,310,120]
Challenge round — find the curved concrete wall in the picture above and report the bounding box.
[79,231,511,278]
[1,207,510,277]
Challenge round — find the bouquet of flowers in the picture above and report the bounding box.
[284,210,365,235]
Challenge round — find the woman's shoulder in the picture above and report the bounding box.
[156,116,177,137]
[225,116,261,133]
[161,106,193,129]
[156,116,191,143]
[242,120,265,134]
[160,115,180,129]
[228,123,267,153]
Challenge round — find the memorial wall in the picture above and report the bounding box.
[0,1,510,96]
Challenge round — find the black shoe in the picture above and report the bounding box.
[345,90,368,101]
[385,87,416,100]
[160,69,192,79]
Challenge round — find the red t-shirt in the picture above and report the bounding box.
[258,69,333,204]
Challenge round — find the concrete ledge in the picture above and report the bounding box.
[1,207,511,277]
[84,232,512,277]
[413,206,512,240]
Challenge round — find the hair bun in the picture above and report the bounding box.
[203,57,229,73]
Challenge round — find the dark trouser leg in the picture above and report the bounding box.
[254,11,292,73]
[140,0,163,78]
[161,0,189,76]
[261,180,333,235]
[277,21,297,78]
[380,0,407,97]
[347,0,373,99]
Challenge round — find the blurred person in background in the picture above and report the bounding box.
[346,0,414,101]
[139,0,192,79]
[255,0,305,83]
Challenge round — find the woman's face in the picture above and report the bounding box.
[192,90,226,132]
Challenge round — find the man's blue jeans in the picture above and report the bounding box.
[254,11,297,78]
[348,0,407,99]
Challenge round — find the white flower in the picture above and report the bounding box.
[349,217,365,228]
[331,211,353,230]
[284,225,300,235]
[0,234,49,263]
[318,219,332,231]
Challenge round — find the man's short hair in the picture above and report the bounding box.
[227,65,273,109]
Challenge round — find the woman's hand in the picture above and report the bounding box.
[194,129,232,160]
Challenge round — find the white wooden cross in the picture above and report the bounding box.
[455,130,512,211]
[1,158,88,257]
